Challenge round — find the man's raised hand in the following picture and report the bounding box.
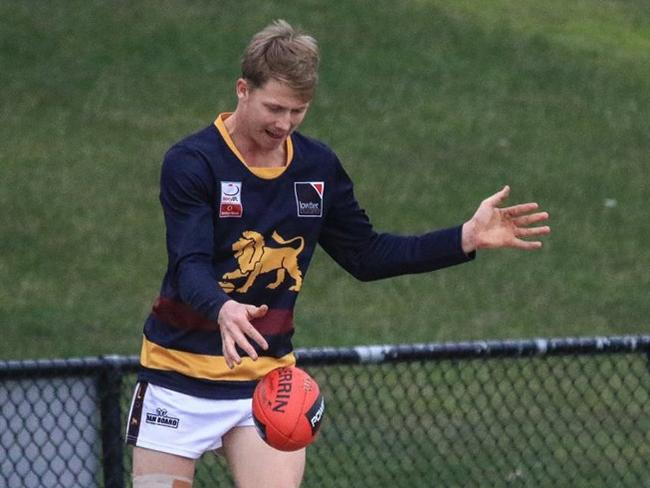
[461,185,551,254]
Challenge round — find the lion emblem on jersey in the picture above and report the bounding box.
[219,230,305,294]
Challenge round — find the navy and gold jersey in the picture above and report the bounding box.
[138,113,474,399]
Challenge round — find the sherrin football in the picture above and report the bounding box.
[252,366,325,451]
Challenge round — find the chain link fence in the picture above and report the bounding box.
[1,336,649,487]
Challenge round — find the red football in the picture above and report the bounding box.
[252,366,325,451]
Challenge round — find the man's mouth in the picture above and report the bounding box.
[266,129,286,140]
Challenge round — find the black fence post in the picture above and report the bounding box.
[98,356,125,488]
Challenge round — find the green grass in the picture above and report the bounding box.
[1,0,649,360]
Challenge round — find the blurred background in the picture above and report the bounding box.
[1,0,648,360]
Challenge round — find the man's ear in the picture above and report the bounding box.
[235,78,249,100]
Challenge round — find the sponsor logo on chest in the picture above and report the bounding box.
[220,181,243,218]
[294,182,324,217]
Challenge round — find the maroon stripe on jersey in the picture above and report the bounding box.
[250,309,294,335]
[152,296,293,335]
[153,296,217,331]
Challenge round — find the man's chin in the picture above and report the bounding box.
[261,133,287,149]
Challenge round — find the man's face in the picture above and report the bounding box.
[236,78,311,151]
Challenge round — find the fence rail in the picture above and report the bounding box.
[2,335,649,487]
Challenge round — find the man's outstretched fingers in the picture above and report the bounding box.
[514,239,544,250]
[221,335,240,369]
[484,185,511,206]
[246,326,268,352]
[515,226,551,238]
[502,202,540,217]
[247,304,268,319]
[235,335,260,361]
[512,211,549,226]
[245,305,269,351]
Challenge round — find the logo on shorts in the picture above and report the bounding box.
[220,181,243,218]
[145,408,180,429]
[294,182,324,217]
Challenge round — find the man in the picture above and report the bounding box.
[126,19,550,488]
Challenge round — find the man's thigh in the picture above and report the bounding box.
[222,426,306,488]
[132,446,195,487]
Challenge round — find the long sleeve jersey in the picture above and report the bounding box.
[137,113,475,399]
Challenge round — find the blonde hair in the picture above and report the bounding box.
[241,20,320,100]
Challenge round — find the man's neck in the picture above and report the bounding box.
[223,113,287,168]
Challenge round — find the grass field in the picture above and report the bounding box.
[1,0,649,360]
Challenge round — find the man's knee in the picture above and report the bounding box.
[132,473,193,488]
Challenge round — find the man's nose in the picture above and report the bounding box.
[275,112,292,131]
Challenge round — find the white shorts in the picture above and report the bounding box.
[125,382,255,459]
